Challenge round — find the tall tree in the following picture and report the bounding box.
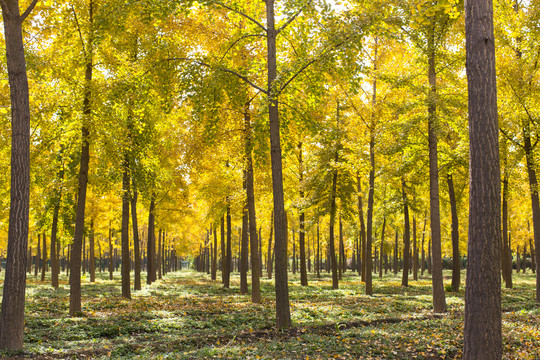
[0,0,39,349]
[69,0,94,316]
[463,0,502,357]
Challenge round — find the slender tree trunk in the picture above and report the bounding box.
[463,0,502,355]
[267,211,274,279]
[89,220,95,283]
[35,234,40,277]
[69,0,93,316]
[421,216,426,276]
[427,25,446,313]
[266,0,291,329]
[394,230,399,275]
[50,183,62,288]
[221,215,226,283]
[245,107,261,302]
[447,174,460,292]
[316,218,321,278]
[329,152,339,290]
[132,189,141,290]
[523,121,540,301]
[401,180,410,287]
[502,177,512,288]
[0,0,33,347]
[157,229,162,280]
[412,216,418,281]
[298,143,308,286]
[41,233,47,282]
[240,183,249,294]
[212,225,217,281]
[121,153,131,298]
[147,194,156,284]
[358,177,366,280]
[108,227,113,280]
[224,200,232,288]
[365,37,377,295]
[338,217,342,280]
[530,239,536,273]
[380,218,386,279]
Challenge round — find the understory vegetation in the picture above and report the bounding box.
[1,270,538,359]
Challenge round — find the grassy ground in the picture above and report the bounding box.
[0,268,538,359]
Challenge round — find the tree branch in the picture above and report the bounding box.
[279,36,351,94]
[499,127,524,149]
[21,0,39,22]
[212,1,267,33]
[219,33,265,63]
[0,0,11,18]
[167,57,268,95]
[70,3,87,59]
[277,2,309,35]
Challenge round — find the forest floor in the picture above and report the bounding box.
[0,269,538,359]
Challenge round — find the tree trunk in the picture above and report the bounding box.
[221,215,225,284]
[50,186,62,288]
[121,153,131,298]
[412,216,418,281]
[358,177,366,280]
[132,189,141,290]
[298,143,308,286]
[35,234,40,277]
[0,0,34,349]
[421,216,426,276]
[41,233,47,282]
[401,180,410,287]
[266,0,291,329]
[463,0,502,355]
[502,177,512,288]
[157,229,162,280]
[240,183,249,294]
[147,194,156,284]
[530,239,536,273]
[316,218,321,278]
[69,0,93,316]
[394,230,399,275]
[212,225,217,281]
[89,220,95,283]
[380,218,386,279]
[329,152,339,290]
[267,211,274,279]
[245,107,261,302]
[223,200,232,288]
[447,174,460,292]
[108,227,113,280]
[427,24,446,314]
[523,121,540,301]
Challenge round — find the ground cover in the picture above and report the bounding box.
[0,269,538,359]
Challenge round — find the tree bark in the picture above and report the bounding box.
[357,177,366,280]
[221,215,225,284]
[212,225,217,281]
[0,0,32,347]
[447,174,460,292]
[412,216,418,281]
[463,0,502,356]
[108,226,113,280]
[380,218,386,279]
[267,211,274,279]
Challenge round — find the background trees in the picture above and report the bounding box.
[0,0,538,352]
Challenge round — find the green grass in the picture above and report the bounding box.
[0,269,538,359]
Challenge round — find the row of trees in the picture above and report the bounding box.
[0,0,533,357]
